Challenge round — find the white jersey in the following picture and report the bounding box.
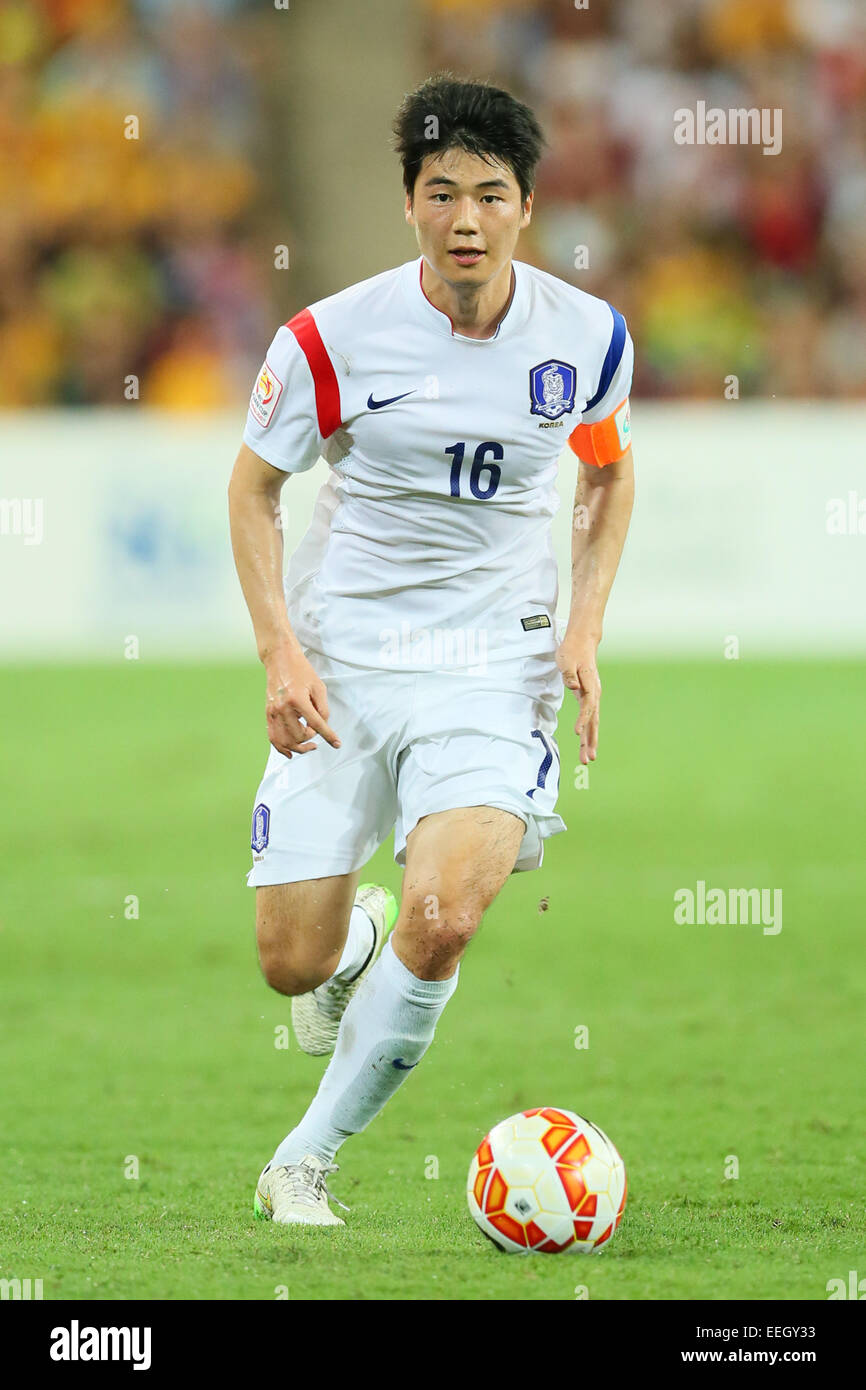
[243,256,633,672]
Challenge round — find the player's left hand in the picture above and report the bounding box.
[556,633,601,764]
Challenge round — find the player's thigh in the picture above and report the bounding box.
[393,805,526,976]
[256,869,362,993]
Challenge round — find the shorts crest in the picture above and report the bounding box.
[251,803,270,853]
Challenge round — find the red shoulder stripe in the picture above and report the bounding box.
[285,308,342,438]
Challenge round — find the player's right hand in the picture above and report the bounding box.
[264,649,341,758]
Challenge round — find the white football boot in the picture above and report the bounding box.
[254,1155,348,1227]
[290,883,398,1056]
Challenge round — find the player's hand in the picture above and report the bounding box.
[263,647,341,758]
[556,632,601,765]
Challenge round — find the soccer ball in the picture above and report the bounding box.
[467,1107,627,1254]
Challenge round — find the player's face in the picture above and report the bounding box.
[405,148,532,290]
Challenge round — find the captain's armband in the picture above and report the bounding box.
[568,398,631,468]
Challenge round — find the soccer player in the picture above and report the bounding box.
[228,75,635,1226]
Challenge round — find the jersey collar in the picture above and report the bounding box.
[403,256,528,342]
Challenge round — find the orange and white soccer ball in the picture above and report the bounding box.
[467,1107,627,1254]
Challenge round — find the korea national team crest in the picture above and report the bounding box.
[529,359,577,420]
[251,803,270,853]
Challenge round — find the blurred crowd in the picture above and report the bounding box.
[427,0,866,399]
[2,0,865,406]
[0,0,273,407]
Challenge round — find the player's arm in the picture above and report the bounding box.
[228,441,340,757]
[557,445,634,764]
[557,305,635,765]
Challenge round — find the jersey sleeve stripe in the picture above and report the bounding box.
[285,308,342,438]
[583,305,626,414]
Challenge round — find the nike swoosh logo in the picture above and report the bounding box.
[391,1057,419,1070]
[367,390,415,410]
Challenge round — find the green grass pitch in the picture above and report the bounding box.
[1,659,864,1301]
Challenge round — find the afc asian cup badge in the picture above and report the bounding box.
[529,359,577,420]
[249,361,283,428]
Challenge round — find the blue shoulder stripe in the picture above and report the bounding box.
[584,305,627,413]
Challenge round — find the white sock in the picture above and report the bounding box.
[272,938,459,1168]
[329,903,376,984]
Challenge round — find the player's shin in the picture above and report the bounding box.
[271,937,459,1168]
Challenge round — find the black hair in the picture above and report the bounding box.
[393,73,545,204]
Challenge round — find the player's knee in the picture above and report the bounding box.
[411,903,482,974]
[256,939,326,997]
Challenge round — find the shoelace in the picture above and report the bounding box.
[271,1161,350,1214]
[316,980,352,1019]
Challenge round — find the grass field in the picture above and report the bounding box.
[1,659,864,1301]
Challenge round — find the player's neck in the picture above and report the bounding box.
[421,259,515,340]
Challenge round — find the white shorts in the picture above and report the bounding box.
[246,649,567,886]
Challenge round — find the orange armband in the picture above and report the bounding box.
[568,398,631,467]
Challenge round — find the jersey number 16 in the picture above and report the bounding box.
[445,442,503,500]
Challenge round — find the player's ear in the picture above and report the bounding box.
[405,193,416,228]
[521,191,534,229]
